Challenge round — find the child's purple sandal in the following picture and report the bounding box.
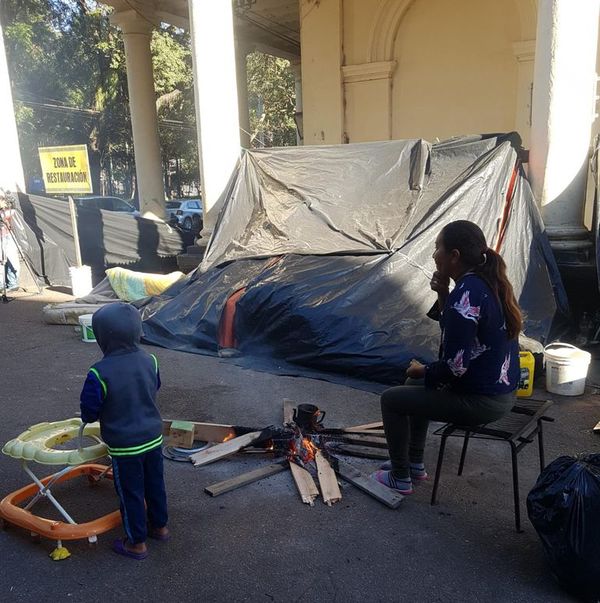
[112,538,148,560]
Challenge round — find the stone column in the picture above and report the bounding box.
[291,60,303,145]
[111,10,165,220]
[188,0,241,238]
[236,41,251,149]
[0,22,25,193]
[529,0,600,242]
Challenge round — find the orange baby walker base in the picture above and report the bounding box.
[0,420,122,560]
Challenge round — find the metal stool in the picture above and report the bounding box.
[430,399,554,532]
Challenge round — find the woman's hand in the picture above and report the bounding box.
[430,271,450,294]
[406,359,426,379]
[431,271,450,311]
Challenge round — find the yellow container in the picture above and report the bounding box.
[517,351,535,398]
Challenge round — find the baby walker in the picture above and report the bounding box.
[0,419,121,559]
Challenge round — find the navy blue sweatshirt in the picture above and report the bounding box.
[79,303,163,455]
[425,274,519,395]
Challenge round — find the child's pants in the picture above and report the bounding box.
[111,446,168,544]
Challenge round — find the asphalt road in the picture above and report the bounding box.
[1,289,595,602]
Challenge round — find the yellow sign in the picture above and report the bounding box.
[38,144,93,194]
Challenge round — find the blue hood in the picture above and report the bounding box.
[92,302,143,356]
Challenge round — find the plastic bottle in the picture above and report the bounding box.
[517,351,535,398]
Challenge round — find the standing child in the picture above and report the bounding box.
[80,302,169,560]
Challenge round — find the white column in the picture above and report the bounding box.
[0,22,25,194]
[188,0,241,238]
[236,42,251,149]
[111,10,165,220]
[529,0,600,236]
[291,60,303,145]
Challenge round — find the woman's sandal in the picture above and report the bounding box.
[112,538,148,560]
[379,461,429,481]
[370,470,414,495]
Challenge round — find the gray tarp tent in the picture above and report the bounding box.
[138,134,568,389]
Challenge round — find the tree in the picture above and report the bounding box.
[246,51,297,148]
[0,2,298,199]
[1,0,200,198]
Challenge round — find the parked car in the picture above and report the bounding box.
[75,196,139,215]
[166,199,203,232]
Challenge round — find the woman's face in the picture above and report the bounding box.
[433,232,458,278]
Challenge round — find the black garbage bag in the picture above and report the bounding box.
[527,454,600,601]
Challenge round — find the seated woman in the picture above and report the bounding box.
[373,220,522,494]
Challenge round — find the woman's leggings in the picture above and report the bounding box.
[381,379,514,478]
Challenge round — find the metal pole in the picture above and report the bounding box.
[68,195,82,267]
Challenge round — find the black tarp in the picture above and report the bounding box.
[14,193,188,286]
[139,134,569,388]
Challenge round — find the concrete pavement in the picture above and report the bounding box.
[1,289,594,602]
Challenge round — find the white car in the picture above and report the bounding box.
[166,199,203,232]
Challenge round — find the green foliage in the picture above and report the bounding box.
[246,51,297,148]
[0,1,298,197]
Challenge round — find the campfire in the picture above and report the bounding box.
[163,401,403,509]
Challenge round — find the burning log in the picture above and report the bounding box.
[162,419,261,444]
[315,450,342,506]
[171,401,402,510]
[289,462,319,506]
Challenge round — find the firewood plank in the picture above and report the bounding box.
[190,431,264,466]
[334,444,389,460]
[204,461,288,496]
[594,420,600,433]
[315,451,342,506]
[334,458,403,509]
[283,398,295,424]
[162,419,238,443]
[344,422,384,432]
[289,462,319,506]
[339,434,389,449]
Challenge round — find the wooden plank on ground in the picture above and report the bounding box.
[334,458,403,509]
[594,420,600,433]
[204,460,288,497]
[335,444,389,460]
[344,422,383,432]
[162,419,238,443]
[190,431,263,466]
[339,434,388,449]
[315,451,342,506]
[283,398,295,424]
[289,461,319,506]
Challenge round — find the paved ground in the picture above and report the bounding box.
[1,289,598,602]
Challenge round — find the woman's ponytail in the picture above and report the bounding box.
[474,248,522,340]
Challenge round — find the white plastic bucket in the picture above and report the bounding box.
[544,343,591,396]
[78,314,95,343]
[69,265,92,299]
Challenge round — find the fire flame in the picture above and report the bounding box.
[222,432,235,442]
[289,436,318,463]
[302,438,318,462]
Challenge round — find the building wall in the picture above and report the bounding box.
[390,0,523,142]
[301,0,539,146]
